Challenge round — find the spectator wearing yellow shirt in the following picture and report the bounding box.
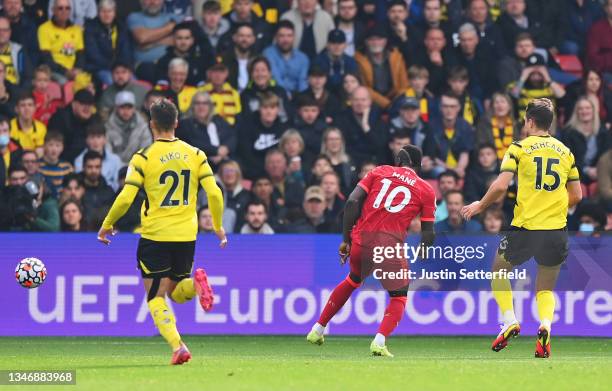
[154,57,197,114]
[199,62,241,125]
[10,92,47,157]
[0,16,32,86]
[37,0,85,85]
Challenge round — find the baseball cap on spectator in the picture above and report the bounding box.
[400,97,420,110]
[365,24,388,40]
[115,91,136,107]
[304,186,325,202]
[327,29,346,44]
[74,89,95,105]
[526,53,546,67]
[308,64,327,77]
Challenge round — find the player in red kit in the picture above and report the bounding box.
[306,145,436,357]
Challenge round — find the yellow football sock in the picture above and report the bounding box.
[491,277,516,324]
[536,290,555,330]
[170,278,196,304]
[148,297,181,350]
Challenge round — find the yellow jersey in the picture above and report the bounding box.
[9,118,47,150]
[102,138,224,242]
[500,135,580,230]
[37,21,84,70]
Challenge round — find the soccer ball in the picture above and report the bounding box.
[15,258,47,289]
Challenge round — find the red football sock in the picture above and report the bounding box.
[377,297,408,337]
[318,276,359,326]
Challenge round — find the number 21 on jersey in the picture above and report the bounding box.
[160,169,190,206]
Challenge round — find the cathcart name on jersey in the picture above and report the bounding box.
[372,268,528,281]
[523,141,567,156]
[373,244,487,264]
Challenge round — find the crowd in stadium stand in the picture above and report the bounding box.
[0,0,611,235]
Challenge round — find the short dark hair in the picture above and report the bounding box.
[111,61,132,72]
[441,90,461,103]
[515,32,533,45]
[525,100,554,130]
[86,122,106,137]
[248,56,271,76]
[276,20,295,34]
[62,173,84,188]
[447,65,469,81]
[444,189,464,202]
[246,200,268,214]
[173,21,193,35]
[233,22,254,35]
[253,176,273,186]
[15,91,34,105]
[396,144,422,169]
[388,0,407,9]
[438,169,460,182]
[202,0,221,12]
[295,94,319,109]
[477,143,496,153]
[44,131,64,144]
[8,163,26,177]
[150,98,178,131]
[83,150,103,164]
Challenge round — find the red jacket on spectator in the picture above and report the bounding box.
[586,18,612,74]
[33,90,61,126]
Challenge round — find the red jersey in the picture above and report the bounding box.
[351,165,436,248]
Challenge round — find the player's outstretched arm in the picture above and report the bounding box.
[461,171,514,220]
[98,184,140,244]
[340,186,366,263]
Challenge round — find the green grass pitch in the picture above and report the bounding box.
[0,336,610,390]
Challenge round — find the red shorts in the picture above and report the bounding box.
[349,242,409,292]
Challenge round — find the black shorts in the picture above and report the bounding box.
[136,238,195,281]
[497,226,569,267]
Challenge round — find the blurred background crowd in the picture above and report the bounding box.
[0,0,610,236]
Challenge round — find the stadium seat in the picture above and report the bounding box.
[46,81,62,102]
[553,55,583,79]
[63,81,75,105]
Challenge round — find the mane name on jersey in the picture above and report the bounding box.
[391,172,416,185]
[159,151,188,164]
[524,141,566,157]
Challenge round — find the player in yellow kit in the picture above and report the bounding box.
[461,98,582,358]
[97,99,227,365]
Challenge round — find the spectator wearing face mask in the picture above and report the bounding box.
[573,202,608,236]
